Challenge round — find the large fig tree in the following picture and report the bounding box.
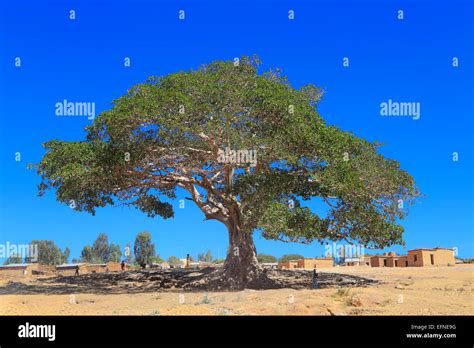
[35,56,419,288]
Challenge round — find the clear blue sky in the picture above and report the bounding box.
[0,0,472,262]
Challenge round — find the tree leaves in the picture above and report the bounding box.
[134,231,155,266]
[35,55,420,249]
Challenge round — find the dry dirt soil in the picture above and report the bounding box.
[0,264,472,315]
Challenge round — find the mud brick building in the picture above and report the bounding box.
[0,263,38,276]
[278,260,299,269]
[56,262,127,275]
[56,263,88,275]
[370,248,455,267]
[407,248,455,267]
[278,258,333,269]
[344,256,371,266]
[0,263,55,277]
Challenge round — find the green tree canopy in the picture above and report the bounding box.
[80,234,121,263]
[80,245,95,263]
[109,244,122,262]
[92,233,110,263]
[257,253,278,263]
[3,254,23,265]
[62,247,70,264]
[124,243,133,264]
[198,250,213,262]
[149,255,164,264]
[279,254,304,263]
[26,240,65,265]
[167,256,181,266]
[134,231,155,265]
[34,55,419,287]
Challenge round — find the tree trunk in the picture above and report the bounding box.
[222,222,263,289]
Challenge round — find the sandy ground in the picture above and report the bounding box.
[0,264,472,315]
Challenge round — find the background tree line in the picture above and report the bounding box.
[3,234,306,266]
[3,241,70,265]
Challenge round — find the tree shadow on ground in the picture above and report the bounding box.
[0,268,379,295]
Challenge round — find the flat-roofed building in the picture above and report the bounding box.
[370,255,389,267]
[278,260,299,269]
[371,248,455,267]
[261,262,278,269]
[297,258,333,269]
[344,256,371,266]
[0,263,37,277]
[407,248,455,267]
[56,263,88,275]
[395,256,409,267]
[279,258,333,269]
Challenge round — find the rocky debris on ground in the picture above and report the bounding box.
[349,308,383,315]
[266,269,378,289]
[0,267,379,294]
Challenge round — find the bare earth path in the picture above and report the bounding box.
[0,265,472,315]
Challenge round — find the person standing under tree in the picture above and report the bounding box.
[312,267,319,289]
